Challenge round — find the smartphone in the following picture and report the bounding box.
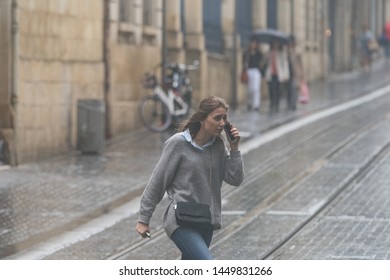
[224,121,236,142]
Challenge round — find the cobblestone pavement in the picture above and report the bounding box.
[1,61,390,259]
[111,92,390,260]
[266,140,390,260]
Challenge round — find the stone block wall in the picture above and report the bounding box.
[16,0,105,162]
[0,0,11,128]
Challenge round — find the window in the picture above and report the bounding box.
[305,0,321,42]
[305,0,311,40]
[237,0,253,48]
[267,0,278,29]
[203,0,224,54]
[116,0,165,46]
[143,0,155,26]
[314,0,321,42]
[118,0,136,44]
[119,0,135,23]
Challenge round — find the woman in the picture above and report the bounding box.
[135,96,244,260]
[243,40,264,111]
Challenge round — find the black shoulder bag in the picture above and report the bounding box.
[174,201,211,228]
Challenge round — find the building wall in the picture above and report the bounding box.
[107,0,162,136]
[1,0,389,164]
[109,43,161,135]
[107,0,246,135]
[206,54,232,104]
[0,0,15,165]
[0,0,12,128]
[284,0,328,80]
[16,0,105,162]
[387,0,390,22]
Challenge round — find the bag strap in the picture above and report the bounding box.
[210,153,214,223]
[209,151,212,189]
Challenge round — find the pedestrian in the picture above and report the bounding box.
[264,40,290,114]
[358,24,376,71]
[287,35,305,110]
[135,96,244,260]
[242,39,264,111]
[378,22,390,60]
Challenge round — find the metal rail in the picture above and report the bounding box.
[262,140,390,259]
[108,109,389,260]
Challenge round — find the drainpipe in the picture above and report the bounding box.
[290,0,294,34]
[320,0,327,78]
[103,0,111,139]
[231,0,238,110]
[10,0,19,166]
[383,0,386,27]
[161,0,167,79]
[370,0,376,31]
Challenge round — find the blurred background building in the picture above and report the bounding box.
[1,0,389,165]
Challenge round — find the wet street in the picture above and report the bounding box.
[113,87,390,260]
[1,62,390,260]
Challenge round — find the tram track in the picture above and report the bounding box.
[107,104,390,260]
[209,113,390,253]
[13,86,388,260]
[107,129,337,260]
[263,138,390,260]
[107,122,336,260]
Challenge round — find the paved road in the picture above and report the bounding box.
[1,61,390,259]
[112,87,390,260]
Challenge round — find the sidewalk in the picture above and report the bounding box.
[1,61,390,259]
[229,60,390,138]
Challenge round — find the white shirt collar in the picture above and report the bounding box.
[181,129,215,150]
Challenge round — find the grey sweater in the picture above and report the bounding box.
[138,132,244,238]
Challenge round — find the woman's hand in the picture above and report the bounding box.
[228,126,240,150]
[135,222,151,238]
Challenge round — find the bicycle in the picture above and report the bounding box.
[138,61,199,132]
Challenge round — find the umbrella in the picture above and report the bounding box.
[251,28,290,44]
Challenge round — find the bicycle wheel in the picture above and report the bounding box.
[138,96,172,132]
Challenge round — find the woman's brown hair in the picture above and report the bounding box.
[179,96,228,138]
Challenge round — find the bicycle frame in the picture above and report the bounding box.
[153,86,188,117]
[139,61,197,132]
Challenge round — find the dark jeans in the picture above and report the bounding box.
[171,225,214,260]
[287,78,297,110]
[385,43,390,59]
[268,75,281,113]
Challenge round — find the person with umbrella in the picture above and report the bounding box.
[379,22,390,59]
[264,39,290,114]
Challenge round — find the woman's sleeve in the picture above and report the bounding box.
[223,147,244,187]
[138,137,181,225]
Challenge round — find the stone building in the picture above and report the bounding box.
[0,0,389,165]
[0,0,105,166]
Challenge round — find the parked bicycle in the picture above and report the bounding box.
[138,60,199,132]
